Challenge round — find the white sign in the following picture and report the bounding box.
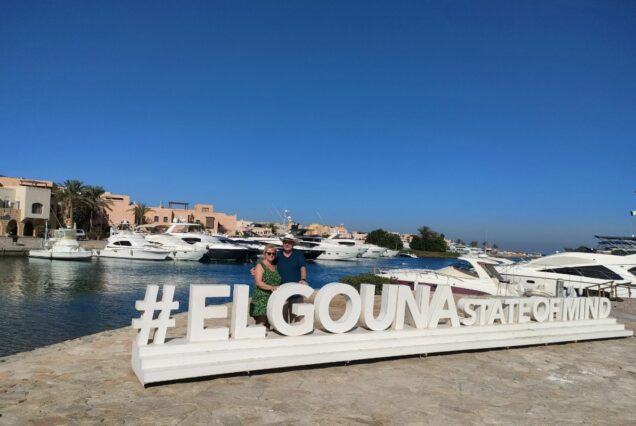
[131,283,632,386]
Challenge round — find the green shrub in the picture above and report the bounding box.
[339,273,401,295]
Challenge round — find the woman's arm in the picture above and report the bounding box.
[254,264,277,292]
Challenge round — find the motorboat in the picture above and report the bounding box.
[166,223,255,262]
[136,224,208,261]
[145,233,208,261]
[397,252,418,258]
[360,244,386,258]
[95,225,170,261]
[233,235,325,261]
[29,228,93,261]
[382,249,399,258]
[296,234,361,261]
[496,252,636,298]
[325,234,368,257]
[376,256,523,296]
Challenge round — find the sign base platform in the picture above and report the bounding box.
[132,318,632,385]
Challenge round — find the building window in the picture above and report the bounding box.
[154,216,159,222]
[202,207,209,213]
[205,217,215,228]
[31,203,43,214]
[163,216,168,223]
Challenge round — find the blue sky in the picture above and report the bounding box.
[1,1,635,252]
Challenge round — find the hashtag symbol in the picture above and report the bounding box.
[132,285,179,345]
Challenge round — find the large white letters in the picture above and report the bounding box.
[187,284,230,342]
[360,284,398,331]
[427,285,460,328]
[267,283,315,336]
[315,283,362,334]
[392,285,431,330]
[231,285,266,339]
[182,284,614,342]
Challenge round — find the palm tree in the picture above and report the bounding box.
[83,186,113,235]
[55,180,86,228]
[129,203,153,226]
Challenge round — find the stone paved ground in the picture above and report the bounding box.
[1,299,635,425]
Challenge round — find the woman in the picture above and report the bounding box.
[251,244,282,329]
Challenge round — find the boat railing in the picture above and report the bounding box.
[579,280,636,300]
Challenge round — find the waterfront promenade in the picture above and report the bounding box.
[1,298,635,424]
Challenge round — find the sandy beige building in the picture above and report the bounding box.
[101,196,238,235]
[0,177,54,237]
[305,223,349,236]
[101,192,135,226]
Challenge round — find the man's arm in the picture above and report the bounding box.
[299,266,307,284]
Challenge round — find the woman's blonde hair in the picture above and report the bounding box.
[263,244,278,257]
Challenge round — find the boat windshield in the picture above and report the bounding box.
[55,229,77,240]
[136,224,169,235]
[450,260,478,278]
[171,224,203,233]
[479,262,506,281]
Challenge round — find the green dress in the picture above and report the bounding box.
[251,261,282,316]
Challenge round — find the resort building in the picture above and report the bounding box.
[0,176,54,237]
[304,223,349,237]
[101,195,238,235]
[351,231,368,241]
[101,192,135,226]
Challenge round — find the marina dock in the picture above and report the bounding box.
[0,237,105,257]
[1,299,635,424]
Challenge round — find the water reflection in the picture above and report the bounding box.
[0,256,454,357]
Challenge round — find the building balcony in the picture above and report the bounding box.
[0,208,21,220]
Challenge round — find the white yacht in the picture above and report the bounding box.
[360,244,386,258]
[29,228,93,261]
[325,234,368,257]
[233,235,325,261]
[166,223,255,262]
[381,249,400,258]
[496,252,636,298]
[95,226,170,261]
[296,234,361,261]
[145,233,208,261]
[376,257,523,296]
[136,224,208,261]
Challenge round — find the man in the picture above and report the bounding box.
[276,234,308,322]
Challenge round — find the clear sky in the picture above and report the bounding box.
[1,1,635,253]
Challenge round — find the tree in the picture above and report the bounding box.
[55,180,87,228]
[83,186,113,235]
[365,229,403,250]
[130,203,153,226]
[493,243,499,250]
[409,226,447,252]
[470,241,478,247]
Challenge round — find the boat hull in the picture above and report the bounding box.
[316,251,359,261]
[204,248,255,262]
[28,250,93,261]
[361,249,384,258]
[95,248,170,261]
[168,249,207,261]
[297,249,324,261]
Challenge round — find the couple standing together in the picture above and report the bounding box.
[251,235,307,329]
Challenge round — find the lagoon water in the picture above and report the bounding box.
[0,256,455,357]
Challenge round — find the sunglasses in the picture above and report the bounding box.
[266,252,277,256]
